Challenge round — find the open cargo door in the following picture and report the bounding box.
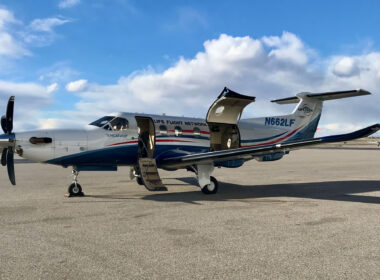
[206,87,255,151]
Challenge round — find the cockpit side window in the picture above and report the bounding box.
[110,117,129,131]
[89,116,128,131]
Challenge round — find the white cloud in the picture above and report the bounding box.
[66,79,88,92]
[0,80,53,97]
[56,32,380,136]
[0,80,54,131]
[23,16,71,47]
[38,62,80,83]
[0,8,70,59]
[38,118,84,129]
[59,0,81,9]
[332,57,360,77]
[46,83,58,93]
[29,17,70,32]
[0,8,29,57]
[0,32,30,57]
[0,8,19,28]
[262,31,308,66]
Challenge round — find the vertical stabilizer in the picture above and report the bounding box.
[239,89,371,147]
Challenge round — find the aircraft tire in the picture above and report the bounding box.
[136,176,144,185]
[68,183,84,196]
[201,176,218,194]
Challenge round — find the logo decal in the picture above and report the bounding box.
[298,104,313,116]
[106,133,128,138]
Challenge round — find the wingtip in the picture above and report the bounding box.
[357,89,372,95]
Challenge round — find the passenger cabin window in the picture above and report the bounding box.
[89,116,128,131]
[159,125,168,135]
[174,126,182,136]
[193,127,201,137]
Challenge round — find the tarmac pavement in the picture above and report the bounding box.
[0,148,379,279]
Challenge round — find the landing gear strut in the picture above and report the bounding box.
[196,164,219,194]
[66,169,84,197]
[130,166,144,185]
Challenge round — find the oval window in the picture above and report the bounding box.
[193,127,201,137]
[159,125,168,134]
[175,126,182,136]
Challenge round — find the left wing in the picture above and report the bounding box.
[159,123,380,169]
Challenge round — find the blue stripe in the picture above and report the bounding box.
[241,131,286,143]
[156,135,209,140]
[46,144,209,167]
[286,114,321,142]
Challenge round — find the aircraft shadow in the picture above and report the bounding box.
[141,178,380,205]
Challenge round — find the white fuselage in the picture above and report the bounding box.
[12,108,319,168]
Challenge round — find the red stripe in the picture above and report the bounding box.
[109,139,194,147]
[156,139,193,143]
[108,140,138,146]
[241,126,303,148]
[158,129,210,135]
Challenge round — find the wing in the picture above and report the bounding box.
[159,123,380,169]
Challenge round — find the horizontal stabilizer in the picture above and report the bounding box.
[271,89,371,104]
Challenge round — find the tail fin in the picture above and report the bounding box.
[271,89,371,141]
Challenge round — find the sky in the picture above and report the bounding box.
[0,0,379,136]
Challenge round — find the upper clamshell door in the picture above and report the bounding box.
[206,87,256,125]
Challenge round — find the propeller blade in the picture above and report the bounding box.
[5,96,14,133]
[6,147,15,185]
[1,148,7,166]
[1,115,6,134]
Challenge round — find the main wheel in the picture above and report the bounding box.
[68,183,84,196]
[201,176,218,194]
[136,176,144,185]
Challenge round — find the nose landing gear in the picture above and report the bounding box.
[66,169,84,197]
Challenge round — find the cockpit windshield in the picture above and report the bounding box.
[89,116,114,127]
[89,116,129,131]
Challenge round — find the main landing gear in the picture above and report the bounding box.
[66,169,84,197]
[195,164,219,194]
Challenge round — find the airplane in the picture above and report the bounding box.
[1,87,379,196]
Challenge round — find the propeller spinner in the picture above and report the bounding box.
[1,96,16,185]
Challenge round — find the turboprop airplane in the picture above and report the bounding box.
[1,87,379,196]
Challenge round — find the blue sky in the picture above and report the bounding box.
[0,0,379,135]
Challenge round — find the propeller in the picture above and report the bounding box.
[1,96,16,185]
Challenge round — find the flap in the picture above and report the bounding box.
[206,87,255,125]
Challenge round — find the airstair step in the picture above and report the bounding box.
[138,157,167,191]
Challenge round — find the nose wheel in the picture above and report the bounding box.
[66,169,84,197]
[68,182,83,196]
